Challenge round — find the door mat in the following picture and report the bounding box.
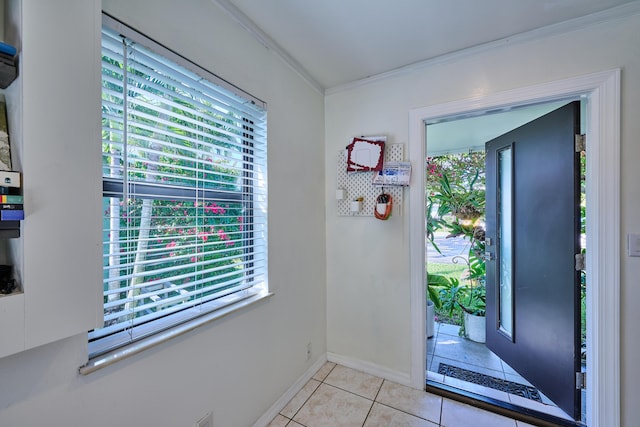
[438,363,542,402]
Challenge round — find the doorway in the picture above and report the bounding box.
[407,70,621,427]
[425,100,585,423]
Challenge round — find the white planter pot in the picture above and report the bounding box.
[464,312,486,343]
[426,300,435,338]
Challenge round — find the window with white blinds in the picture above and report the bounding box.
[89,16,267,358]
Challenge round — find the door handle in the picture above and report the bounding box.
[482,251,495,261]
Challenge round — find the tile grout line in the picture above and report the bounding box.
[283,363,444,426]
[284,363,338,427]
[331,373,438,426]
[274,362,548,426]
[370,375,444,425]
[359,377,386,427]
[372,400,440,425]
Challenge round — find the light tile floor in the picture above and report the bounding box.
[268,362,537,427]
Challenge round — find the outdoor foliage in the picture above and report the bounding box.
[103,199,244,291]
[100,46,251,329]
[427,152,485,189]
[426,153,486,256]
[426,152,487,326]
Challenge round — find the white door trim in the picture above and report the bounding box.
[408,69,620,427]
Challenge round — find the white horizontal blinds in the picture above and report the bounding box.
[91,23,267,355]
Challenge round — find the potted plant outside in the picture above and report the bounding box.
[436,273,486,343]
[431,172,485,224]
[456,252,486,342]
[434,252,486,342]
[458,284,486,343]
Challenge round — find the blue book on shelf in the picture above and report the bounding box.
[0,42,16,57]
[0,209,23,220]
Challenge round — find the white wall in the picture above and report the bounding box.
[325,10,640,426]
[0,0,326,426]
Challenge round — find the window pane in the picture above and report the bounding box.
[99,196,251,336]
[91,19,267,356]
[498,147,513,337]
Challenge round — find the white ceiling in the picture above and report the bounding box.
[221,0,636,91]
[215,0,633,151]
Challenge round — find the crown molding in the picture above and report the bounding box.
[211,0,640,97]
[211,0,324,94]
[326,1,640,95]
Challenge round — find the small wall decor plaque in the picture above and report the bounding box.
[346,136,386,172]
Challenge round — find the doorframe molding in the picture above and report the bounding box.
[408,69,620,426]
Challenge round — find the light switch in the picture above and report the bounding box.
[628,233,640,257]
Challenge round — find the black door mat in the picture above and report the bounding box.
[438,363,543,402]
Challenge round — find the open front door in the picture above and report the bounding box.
[485,101,581,419]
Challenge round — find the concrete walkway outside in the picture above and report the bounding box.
[427,232,470,264]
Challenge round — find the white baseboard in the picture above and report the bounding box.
[326,352,412,387]
[252,355,327,427]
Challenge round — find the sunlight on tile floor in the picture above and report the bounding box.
[268,362,536,427]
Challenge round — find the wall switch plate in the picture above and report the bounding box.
[628,233,640,257]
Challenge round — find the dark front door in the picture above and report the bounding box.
[484,101,581,419]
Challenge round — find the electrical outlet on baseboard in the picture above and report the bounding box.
[194,412,213,427]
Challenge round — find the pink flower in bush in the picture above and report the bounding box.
[204,202,224,215]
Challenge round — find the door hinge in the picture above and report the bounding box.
[575,253,586,271]
[576,371,587,390]
[575,134,586,152]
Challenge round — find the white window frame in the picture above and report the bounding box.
[81,14,269,374]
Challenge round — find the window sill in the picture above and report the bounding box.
[79,289,273,375]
